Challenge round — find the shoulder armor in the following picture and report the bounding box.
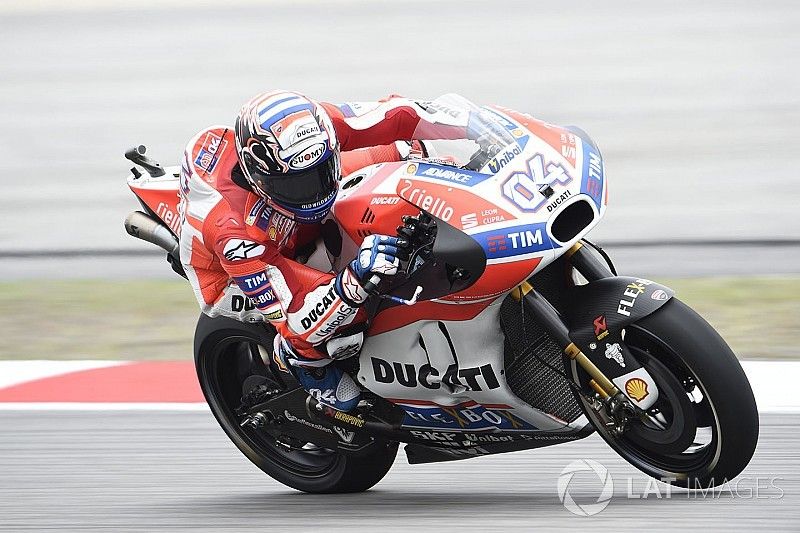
[184,125,238,182]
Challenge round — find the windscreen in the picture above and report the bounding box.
[410,93,520,171]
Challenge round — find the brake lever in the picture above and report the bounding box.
[384,285,423,306]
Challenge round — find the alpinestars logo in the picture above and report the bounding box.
[223,239,265,261]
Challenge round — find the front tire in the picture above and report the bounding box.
[194,314,398,493]
[572,298,759,487]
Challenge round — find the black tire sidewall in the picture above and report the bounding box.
[194,313,398,493]
[575,298,759,487]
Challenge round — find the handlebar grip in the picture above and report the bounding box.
[124,144,166,177]
[361,274,382,294]
[124,145,146,160]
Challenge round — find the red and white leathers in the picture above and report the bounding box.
[178,95,472,362]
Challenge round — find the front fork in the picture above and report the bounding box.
[512,242,637,429]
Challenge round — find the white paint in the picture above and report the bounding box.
[740,361,800,413]
[0,360,126,389]
[0,402,208,411]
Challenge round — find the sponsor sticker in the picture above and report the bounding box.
[264,308,284,321]
[593,315,609,340]
[234,272,269,292]
[460,213,478,229]
[245,199,266,226]
[395,178,514,229]
[486,145,521,174]
[194,131,228,173]
[581,143,604,209]
[156,201,181,236]
[413,163,492,187]
[371,357,500,392]
[231,295,257,313]
[397,402,537,432]
[223,239,266,261]
[324,406,365,428]
[604,343,625,368]
[616,278,654,317]
[651,289,669,301]
[501,153,573,212]
[397,179,454,221]
[370,196,401,206]
[289,143,326,170]
[625,378,649,401]
[470,222,556,260]
[283,409,333,434]
[269,109,321,149]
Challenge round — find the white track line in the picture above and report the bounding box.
[0,360,126,389]
[0,402,208,411]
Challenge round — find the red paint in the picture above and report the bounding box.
[593,315,607,336]
[0,361,203,403]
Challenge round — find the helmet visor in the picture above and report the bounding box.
[252,152,340,208]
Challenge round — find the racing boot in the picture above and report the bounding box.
[275,336,361,412]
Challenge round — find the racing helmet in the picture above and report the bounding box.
[234,91,340,223]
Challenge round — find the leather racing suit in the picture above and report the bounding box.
[178,95,486,363]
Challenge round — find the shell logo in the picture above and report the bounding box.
[406,163,417,174]
[625,377,649,402]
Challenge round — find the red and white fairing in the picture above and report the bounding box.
[332,95,608,430]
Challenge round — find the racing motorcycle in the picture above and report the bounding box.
[122,94,758,494]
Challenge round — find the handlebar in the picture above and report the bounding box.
[361,274,382,294]
[125,144,166,177]
[359,212,435,306]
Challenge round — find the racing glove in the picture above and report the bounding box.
[335,234,404,307]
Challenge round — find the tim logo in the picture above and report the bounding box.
[486,235,508,254]
[194,132,228,173]
[473,223,554,260]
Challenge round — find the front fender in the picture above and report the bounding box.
[561,277,674,409]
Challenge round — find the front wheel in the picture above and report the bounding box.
[571,298,759,488]
[194,314,398,493]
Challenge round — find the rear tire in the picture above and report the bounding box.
[194,314,398,493]
[572,298,759,487]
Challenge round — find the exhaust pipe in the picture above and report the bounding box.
[124,211,180,258]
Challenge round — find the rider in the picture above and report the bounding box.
[178,90,505,412]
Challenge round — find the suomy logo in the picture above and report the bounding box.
[289,143,325,170]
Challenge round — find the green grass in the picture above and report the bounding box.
[0,280,199,361]
[0,276,797,360]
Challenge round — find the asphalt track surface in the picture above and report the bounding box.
[0,0,798,254]
[0,410,797,532]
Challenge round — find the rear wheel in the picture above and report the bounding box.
[194,314,398,493]
[571,298,759,488]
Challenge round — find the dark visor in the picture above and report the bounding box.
[253,153,338,207]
